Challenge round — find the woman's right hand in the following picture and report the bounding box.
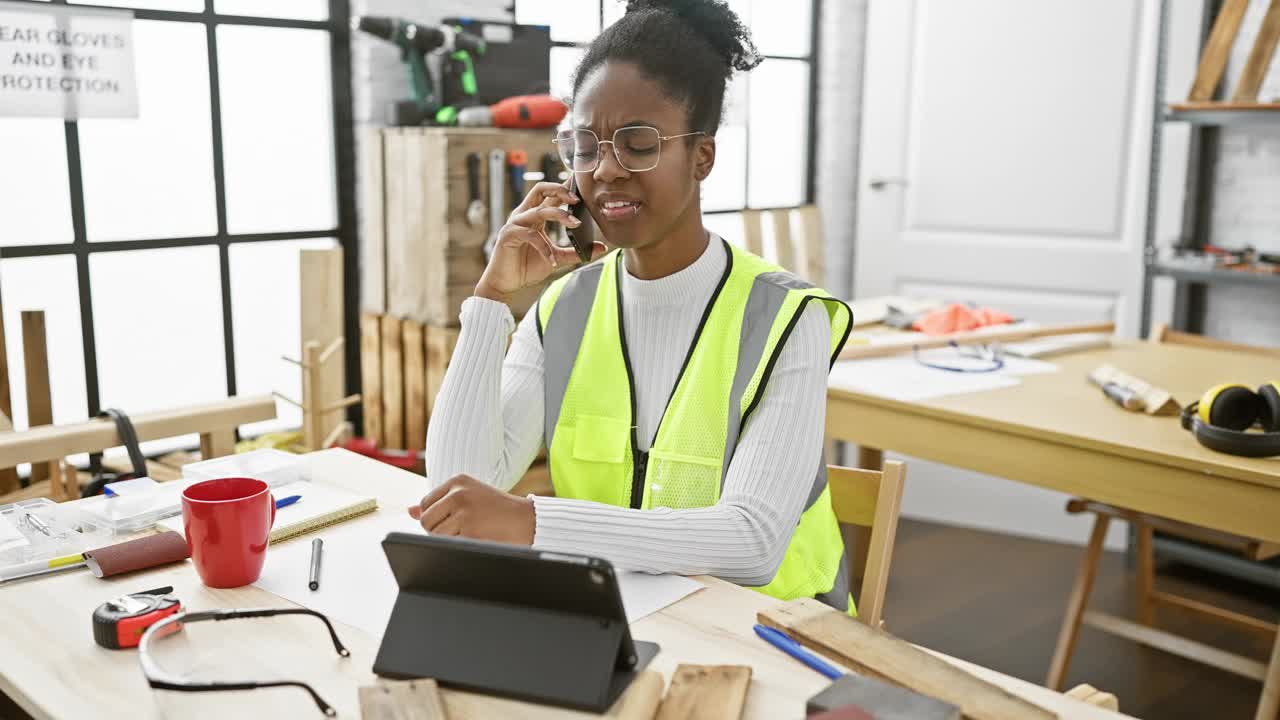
[474,181,608,303]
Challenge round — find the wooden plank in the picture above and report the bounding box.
[300,341,323,451]
[425,325,459,426]
[1188,0,1249,101]
[380,315,404,450]
[758,599,1056,720]
[1134,521,1155,626]
[770,209,794,271]
[796,204,824,284]
[605,670,663,720]
[1169,100,1280,111]
[402,320,427,452]
[361,126,388,314]
[1083,611,1268,681]
[1260,630,1280,720]
[22,311,52,484]
[655,665,751,720]
[838,321,1115,361]
[0,292,18,493]
[199,429,236,461]
[300,247,346,443]
[358,678,447,720]
[1047,515,1110,690]
[742,209,764,257]
[360,313,384,446]
[0,394,275,468]
[1064,685,1118,712]
[1232,0,1280,102]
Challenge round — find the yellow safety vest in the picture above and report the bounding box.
[537,239,855,613]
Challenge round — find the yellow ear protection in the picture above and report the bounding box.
[1180,381,1280,457]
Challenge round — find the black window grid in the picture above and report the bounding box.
[0,0,360,453]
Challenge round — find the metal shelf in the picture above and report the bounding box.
[1150,262,1280,288]
[1164,106,1280,127]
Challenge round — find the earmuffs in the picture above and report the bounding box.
[1180,382,1280,458]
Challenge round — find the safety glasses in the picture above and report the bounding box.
[137,607,351,717]
[554,126,706,173]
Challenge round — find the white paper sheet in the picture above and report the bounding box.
[828,352,1058,402]
[253,512,703,642]
[0,513,28,553]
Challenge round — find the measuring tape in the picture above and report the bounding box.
[92,586,182,650]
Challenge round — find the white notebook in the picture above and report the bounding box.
[161,481,377,545]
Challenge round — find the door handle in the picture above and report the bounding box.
[868,176,908,191]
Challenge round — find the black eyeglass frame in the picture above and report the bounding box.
[137,606,351,718]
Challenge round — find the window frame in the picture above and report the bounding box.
[0,0,359,448]
[522,0,822,215]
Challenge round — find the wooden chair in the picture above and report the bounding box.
[828,460,906,628]
[0,395,276,505]
[1047,326,1280,720]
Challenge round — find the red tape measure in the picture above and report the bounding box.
[92,586,182,650]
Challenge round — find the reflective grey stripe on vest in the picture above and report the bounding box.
[541,263,604,451]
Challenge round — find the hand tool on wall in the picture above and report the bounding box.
[465,152,485,227]
[507,150,528,213]
[457,94,569,129]
[483,148,506,259]
[351,16,486,126]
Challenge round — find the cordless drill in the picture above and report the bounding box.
[352,16,486,126]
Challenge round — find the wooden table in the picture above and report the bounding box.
[0,449,1129,720]
[827,340,1280,545]
[826,339,1280,719]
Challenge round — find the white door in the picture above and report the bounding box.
[853,0,1198,547]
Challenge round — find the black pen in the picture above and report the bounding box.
[309,538,323,591]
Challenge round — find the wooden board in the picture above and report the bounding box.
[1188,0,1249,101]
[358,678,447,720]
[21,311,52,484]
[0,290,18,493]
[360,313,384,446]
[1232,0,1280,102]
[380,315,404,450]
[402,320,426,453]
[770,209,794,272]
[300,247,345,442]
[361,126,388,314]
[758,599,1055,720]
[1168,101,1280,111]
[425,325,459,428]
[796,204,824,285]
[742,209,764,257]
[655,665,752,720]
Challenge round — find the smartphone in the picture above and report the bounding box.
[565,175,595,264]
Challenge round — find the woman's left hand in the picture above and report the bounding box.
[408,475,536,546]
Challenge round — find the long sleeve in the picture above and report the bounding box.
[424,297,546,492]
[530,302,830,584]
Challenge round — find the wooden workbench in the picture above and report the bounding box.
[0,449,1129,719]
[827,339,1280,545]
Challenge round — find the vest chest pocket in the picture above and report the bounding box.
[644,448,722,509]
[571,415,631,464]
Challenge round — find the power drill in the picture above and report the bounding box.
[352,16,486,126]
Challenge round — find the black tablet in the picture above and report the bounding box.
[373,532,660,712]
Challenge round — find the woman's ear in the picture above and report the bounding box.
[693,135,716,181]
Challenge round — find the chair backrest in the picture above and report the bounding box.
[741,205,825,285]
[1148,322,1280,357]
[827,460,906,628]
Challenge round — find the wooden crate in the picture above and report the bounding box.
[361,313,458,452]
[365,127,556,327]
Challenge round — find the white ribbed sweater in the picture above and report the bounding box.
[424,237,830,584]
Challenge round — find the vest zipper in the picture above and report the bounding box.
[630,450,648,510]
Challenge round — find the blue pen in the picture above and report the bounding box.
[275,495,302,510]
[103,486,117,497]
[753,624,844,680]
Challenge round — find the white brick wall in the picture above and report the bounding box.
[815,0,867,299]
[1200,0,1280,345]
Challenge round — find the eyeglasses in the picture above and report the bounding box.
[138,607,351,717]
[913,342,1006,373]
[553,126,707,173]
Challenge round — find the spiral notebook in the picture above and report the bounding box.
[160,481,378,544]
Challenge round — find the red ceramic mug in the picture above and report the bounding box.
[181,477,276,588]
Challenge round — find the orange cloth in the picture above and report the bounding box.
[912,304,1014,335]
